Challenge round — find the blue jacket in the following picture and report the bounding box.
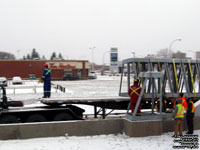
[42,67,52,81]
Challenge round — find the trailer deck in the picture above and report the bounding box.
[41,96,130,109]
[40,97,130,118]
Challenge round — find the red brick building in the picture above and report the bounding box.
[0,60,90,80]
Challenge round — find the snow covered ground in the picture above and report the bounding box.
[0,131,199,150]
[1,75,200,150]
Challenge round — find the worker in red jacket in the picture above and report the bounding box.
[173,93,188,110]
[128,78,142,115]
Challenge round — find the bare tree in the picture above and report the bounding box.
[0,51,15,60]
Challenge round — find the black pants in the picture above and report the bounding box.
[186,116,194,134]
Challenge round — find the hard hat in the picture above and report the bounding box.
[134,78,139,82]
[44,64,48,67]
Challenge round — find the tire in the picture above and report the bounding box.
[53,112,73,121]
[0,115,20,124]
[26,114,47,122]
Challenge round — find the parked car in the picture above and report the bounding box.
[0,77,8,87]
[63,74,79,80]
[88,71,97,79]
[12,76,23,85]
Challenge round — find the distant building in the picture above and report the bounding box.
[172,51,186,59]
[145,54,155,58]
[0,60,90,80]
[196,51,200,59]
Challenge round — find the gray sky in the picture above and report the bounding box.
[0,0,200,64]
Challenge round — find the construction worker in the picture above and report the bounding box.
[154,98,166,113]
[172,98,184,138]
[186,98,195,134]
[173,93,187,110]
[42,64,52,98]
[128,78,142,115]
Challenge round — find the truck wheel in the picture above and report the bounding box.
[0,115,20,124]
[53,112,73,121]
[26,114,47,122]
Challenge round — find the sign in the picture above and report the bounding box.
[110,48,118,73]
[49,63,76,69]
[46,61,90,69]
[111,53,118,62]
[110,47,118,62]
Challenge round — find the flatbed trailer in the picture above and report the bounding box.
[0,86,85,124]
[41,97,130,119]
[41,97,130,109]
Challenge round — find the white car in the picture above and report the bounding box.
[0,77,8,87]
[88,71,97,79]
[12,76,23,85]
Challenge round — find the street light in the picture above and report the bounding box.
[132,52,135,58]
[169,39,182,58]
[102,51,110,75]
[89,47,96,70]
[17,50,21,60]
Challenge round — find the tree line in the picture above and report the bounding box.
[0,48,63,60]
[22,48,63,60]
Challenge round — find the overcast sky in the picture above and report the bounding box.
[0,0,200,64]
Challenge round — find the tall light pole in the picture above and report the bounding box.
[90,47,95,70]
[102,51,110,75]
[17,50,21,60]
[169,39,182,58]
[132,52,135,58]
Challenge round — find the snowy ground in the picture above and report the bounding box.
[0,131,199,150]
[1,75,200,150]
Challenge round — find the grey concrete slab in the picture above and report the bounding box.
[0,117,199,140]
[0,124,20,140]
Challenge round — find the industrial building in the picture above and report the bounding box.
[0,60,90,80]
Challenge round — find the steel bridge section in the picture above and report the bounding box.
[119,58,200,100]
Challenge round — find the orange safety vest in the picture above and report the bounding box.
[175,104,184,119]
[190,101,196,113]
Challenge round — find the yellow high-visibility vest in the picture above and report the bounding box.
[175,104,184,119]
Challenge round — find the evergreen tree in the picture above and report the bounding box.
[42,55,46,60]
[58,53,63,59]
[27,54,31,60]
[31,48,40,60]
[50,52,56,60]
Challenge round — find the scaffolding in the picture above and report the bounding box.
[125,72,164,121]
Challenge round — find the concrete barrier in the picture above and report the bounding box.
[0,119,124,140]
[124,119,163,137]
[0,117,200,140]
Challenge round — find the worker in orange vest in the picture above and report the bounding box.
[173,93,187,110]
[172,98,184,138]
[186,98,195,134]
[128,78,142,115]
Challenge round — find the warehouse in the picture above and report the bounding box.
[0,60,90,80]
